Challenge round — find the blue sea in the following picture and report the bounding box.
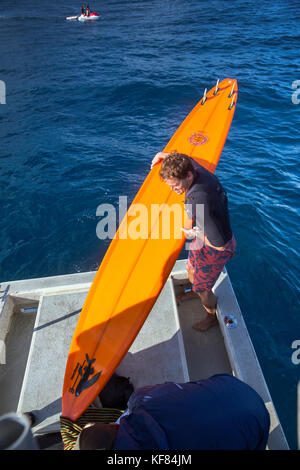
[0,0,299,448]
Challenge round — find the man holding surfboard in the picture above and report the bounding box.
[152,151,236,332]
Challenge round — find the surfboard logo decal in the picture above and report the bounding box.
[188,132,208,146]
[68,354,102,397]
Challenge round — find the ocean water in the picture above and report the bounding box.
[0,0,299,448]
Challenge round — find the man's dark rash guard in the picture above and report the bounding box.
[185,157,233,247]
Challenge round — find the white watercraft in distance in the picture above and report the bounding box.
[66,12,100,21]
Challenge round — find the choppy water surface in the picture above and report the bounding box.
[0,0,299,448]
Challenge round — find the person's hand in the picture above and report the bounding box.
[181,227,197,239]
[181,226,202,240]
[151,152,169,169]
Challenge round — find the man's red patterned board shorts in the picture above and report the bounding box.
[188,235,236,292]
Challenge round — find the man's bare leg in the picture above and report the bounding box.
[197,290,217,315]
[176,264,198,302]
[193,289,218,332]
[176,264,218,331]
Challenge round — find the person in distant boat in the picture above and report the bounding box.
[81,4,85,16]
[74,374,270,450]
[86,4,90,16]
[151,151,236,332]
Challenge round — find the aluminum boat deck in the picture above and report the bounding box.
[0,260,289,449]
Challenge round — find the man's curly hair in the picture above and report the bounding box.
[159,151,195,180]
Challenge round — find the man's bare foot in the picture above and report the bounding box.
[176,290,198,303]
[192,313,218,332]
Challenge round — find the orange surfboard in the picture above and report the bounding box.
[62,78,238,422]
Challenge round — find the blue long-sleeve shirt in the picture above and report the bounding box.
[114,374,270,450]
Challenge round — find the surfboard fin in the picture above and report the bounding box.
[201,88,207,105]
[213,79,220,95]
[228,95,236,110]
[228,83,235,98]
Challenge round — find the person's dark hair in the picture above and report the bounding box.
[77,422,118,450]
[159,151,195,180]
